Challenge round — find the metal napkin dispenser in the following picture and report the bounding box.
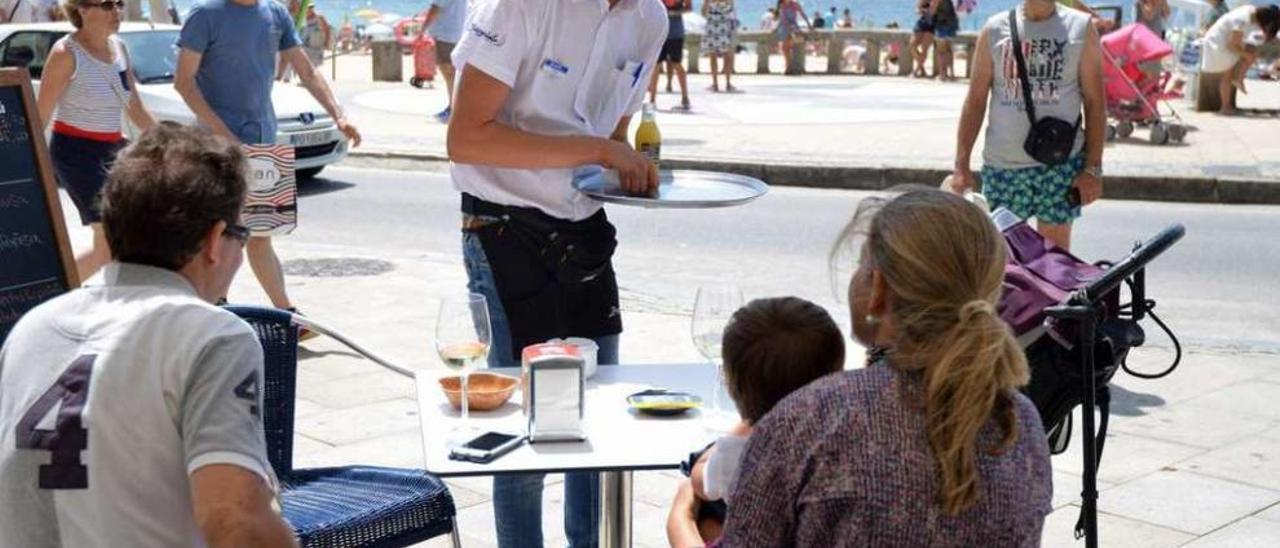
[522,343,587,443]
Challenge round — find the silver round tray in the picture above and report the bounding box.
[572,168,768,209]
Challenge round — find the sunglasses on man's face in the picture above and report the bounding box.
[83,1,127,11]
[222,222,251,245]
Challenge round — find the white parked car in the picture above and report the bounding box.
[0,22,347,180]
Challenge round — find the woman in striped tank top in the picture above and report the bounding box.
[36,0,154,281]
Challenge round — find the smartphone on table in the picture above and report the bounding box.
[449,431,526,464]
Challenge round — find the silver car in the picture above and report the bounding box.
[0,22,348,180]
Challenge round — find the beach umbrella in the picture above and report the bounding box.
[365,22,394,37]
[354,8,380,21]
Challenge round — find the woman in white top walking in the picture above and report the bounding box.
[37,0,154,281]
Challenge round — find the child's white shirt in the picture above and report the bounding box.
[703,433,750,502]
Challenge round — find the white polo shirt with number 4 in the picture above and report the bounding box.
[450,0,668,222]
[0,263,275,548]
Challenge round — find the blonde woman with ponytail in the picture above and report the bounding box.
[676,189,1053,547]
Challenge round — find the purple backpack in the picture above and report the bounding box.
[993,209,1108,346]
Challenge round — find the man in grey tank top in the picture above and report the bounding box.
[950,0,1105,250]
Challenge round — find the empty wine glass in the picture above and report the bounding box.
[436,293,491,447]
[692,285,743,431]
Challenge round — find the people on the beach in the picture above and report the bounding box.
[760,6,777,31]
[176,0,362,335]
[837,8,853,29]
[884,21,904,73]
[951,0,1106,250]
[36,0,156,282]
[338,19,356,52]
[1135,0,1170,40]
[445,0,664,544]
[911,0,936,77]
[650,0,692,110]
[0,122,296,548]
[302,2,331,68]
[1205,0,1230,32]
[704,0,739,93]
[279,1,332,81]
[1200,4,1280,115]
[932,0,960,81]
[415,0,468,123]
[669,189,1054,546]
[775,0,813,74]
[0,0,60,22]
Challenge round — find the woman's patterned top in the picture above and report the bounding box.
[716,358,1054,547]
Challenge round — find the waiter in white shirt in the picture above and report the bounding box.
[445,0,666,546]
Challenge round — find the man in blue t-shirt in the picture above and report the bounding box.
[175,0,361,325]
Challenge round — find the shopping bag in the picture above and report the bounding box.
[241,144,297,236]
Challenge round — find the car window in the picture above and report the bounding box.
[119,30,179,84]
[0,31,61,79]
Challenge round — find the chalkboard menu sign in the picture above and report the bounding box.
[0,68,76,345]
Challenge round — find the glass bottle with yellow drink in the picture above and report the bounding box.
[635,104,661,168]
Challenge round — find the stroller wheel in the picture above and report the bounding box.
[1117,121,1135,138]
[1169,124,1187,143]
[1105,125,1117,142]
[410,77,423,88]
[1150,123,1170,145]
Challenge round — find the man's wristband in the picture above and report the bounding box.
[1084,165,1103,179]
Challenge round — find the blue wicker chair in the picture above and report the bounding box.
[226,306,461,548]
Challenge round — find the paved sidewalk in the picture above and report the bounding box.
[322,54,1280,203]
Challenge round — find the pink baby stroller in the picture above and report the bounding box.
[1100,23,1188,145]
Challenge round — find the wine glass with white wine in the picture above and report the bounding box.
[692,285,744,431]
[436,293,492,447]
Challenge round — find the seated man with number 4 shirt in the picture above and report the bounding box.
[0,123,297,548]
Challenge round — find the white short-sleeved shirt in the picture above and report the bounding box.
[450,0,668,221]
[0,263,274,548]
[703,433,749,502]
[1201,6,1261,73]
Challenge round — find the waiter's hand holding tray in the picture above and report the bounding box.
[573,167,769,209]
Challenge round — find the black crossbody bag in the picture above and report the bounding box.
[1009,9,1081,166]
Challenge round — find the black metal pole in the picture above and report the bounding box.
[1078,304,1100,548]
[1045,301,1102,547]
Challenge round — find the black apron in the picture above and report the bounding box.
[462,193,623,362]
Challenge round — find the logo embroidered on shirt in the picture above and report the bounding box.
[541,58,569,75]
[470,24,504,46]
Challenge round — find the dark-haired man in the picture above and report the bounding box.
[0,123,296,548]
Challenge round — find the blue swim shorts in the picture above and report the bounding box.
[981,155,1085,225]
